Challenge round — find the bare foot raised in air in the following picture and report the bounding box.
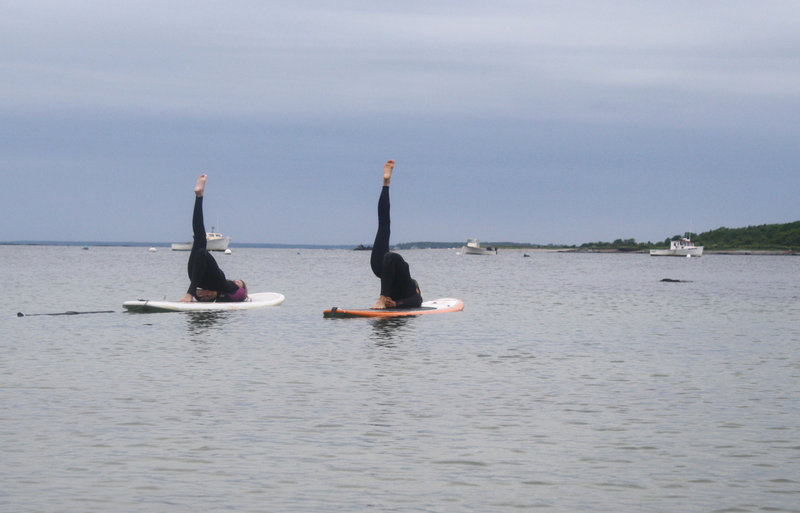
[383,160,394,186]
[195,174,207,197]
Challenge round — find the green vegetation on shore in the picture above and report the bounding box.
[578,221,800,252]
[693,221,800,250]
[394,220,800,252]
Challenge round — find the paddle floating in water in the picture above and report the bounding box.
[17,310,115,317]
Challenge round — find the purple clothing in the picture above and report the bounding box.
[227,286,247,302]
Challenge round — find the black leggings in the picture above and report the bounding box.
[186,196,236,298]
[370,186,392,278]
[370,186,421,307]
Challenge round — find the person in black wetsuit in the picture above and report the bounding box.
[370,160,422,310]
[178,174,247,303]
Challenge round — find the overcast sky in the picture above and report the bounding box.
[2,1,798,245]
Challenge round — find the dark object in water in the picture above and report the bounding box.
[17,310,115,317]
[353,244,372,251]
[660,278,692,283]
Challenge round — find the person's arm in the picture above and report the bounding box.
[186,279,199,299]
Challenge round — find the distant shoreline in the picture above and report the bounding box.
[495,247,797,255]
[1,241,796,255]
[0,241,355,250]
[557,248,798,256]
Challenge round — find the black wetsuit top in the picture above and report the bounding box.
[187,196,239,301]
[370,186,422,308]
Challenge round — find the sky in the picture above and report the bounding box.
[2,0,799,246]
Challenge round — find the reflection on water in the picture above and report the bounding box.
[184,311,229,335]
[369,317,413,346]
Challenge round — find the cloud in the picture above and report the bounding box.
[4,1,798,120]
[2,1,799,244]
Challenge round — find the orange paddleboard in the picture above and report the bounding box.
[323,298,464,318]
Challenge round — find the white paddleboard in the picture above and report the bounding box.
[123,292,285,313]
[324,298,464,318]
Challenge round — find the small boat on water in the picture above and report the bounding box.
[650,237,703,257]
[461,238,498,255]
[171,230,231,251]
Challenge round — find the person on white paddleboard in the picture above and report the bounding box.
[178,174,247,303]
[370,160,422,310]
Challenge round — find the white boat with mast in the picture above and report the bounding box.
[649,237,703,257]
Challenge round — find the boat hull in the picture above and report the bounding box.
[461,238,497,255]
[462,246,497,255]
[650,247,703,257]
[171,235,231,251]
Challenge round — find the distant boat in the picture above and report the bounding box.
[353,244,372,251]
[650,237,703,257]
[171,229,231,251]
[461,238,498,255]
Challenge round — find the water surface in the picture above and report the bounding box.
[2,246,799,512]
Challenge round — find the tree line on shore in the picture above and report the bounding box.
[579,220,800,251]
[392,220,800,251]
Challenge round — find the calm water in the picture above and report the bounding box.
[2,245,799,512]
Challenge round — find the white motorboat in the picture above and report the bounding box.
[461,238,498,255]
[171,230,231,251]
[650,237,703,257]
